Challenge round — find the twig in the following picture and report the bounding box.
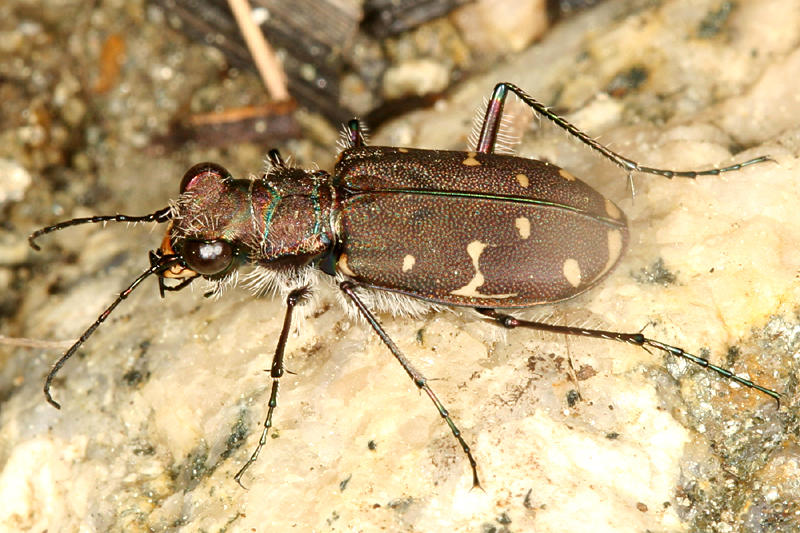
[0,335,76,350]
[227,0,290,101]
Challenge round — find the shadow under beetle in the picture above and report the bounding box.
[30,82,779,488]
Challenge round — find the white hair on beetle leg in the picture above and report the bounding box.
[466,97,521,155]
[328,271,443,324]
[337,119,370,151]
[494,113,522,155]
[467,98,489,152]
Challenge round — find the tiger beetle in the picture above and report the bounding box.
[29,82,779,488]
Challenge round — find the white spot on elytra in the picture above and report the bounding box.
[608,229,623,262]
[462,151,480,166]
[450,240,517,299]
[515,217,530,239]
[559,168,577,181]
[402,254,415,272]
[605,229,624,274]
[516,173,529,187]
[587,228,625,285]
[563,258,581,288]
[605,198,622,219]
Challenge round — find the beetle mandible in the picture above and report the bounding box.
[29,82,778,487]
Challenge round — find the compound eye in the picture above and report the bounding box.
[182,239,234,276]
[180,162,231,193]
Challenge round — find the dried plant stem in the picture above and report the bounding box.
[0,335,76,350]
[227,0,290,101]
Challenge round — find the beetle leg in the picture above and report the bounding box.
[476,308,780,405]
[476,82,771,178]
[266,148,286,169]
[346,119,367,147]
[339,280,481,489]
[235,286,311,487]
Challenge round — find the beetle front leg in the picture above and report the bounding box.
[234,286,311,487]
[339,281,481,488]
[476,308,780,405]
[476,82,770,178]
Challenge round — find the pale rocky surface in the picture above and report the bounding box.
[2,0,800,532]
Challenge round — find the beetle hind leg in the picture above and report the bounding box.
[477,82,771,178]
[476,308,780,405]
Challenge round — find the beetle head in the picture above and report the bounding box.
[158,162,246,284]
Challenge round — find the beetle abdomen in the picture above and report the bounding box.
[336,147,628,308]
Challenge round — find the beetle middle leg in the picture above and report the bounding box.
[476,308,780,404]
[476,81,770,178]
[235,286,311,487]
[339,280,481,488]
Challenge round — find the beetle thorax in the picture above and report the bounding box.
[170,168,335,268]
[251,168,335,265]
